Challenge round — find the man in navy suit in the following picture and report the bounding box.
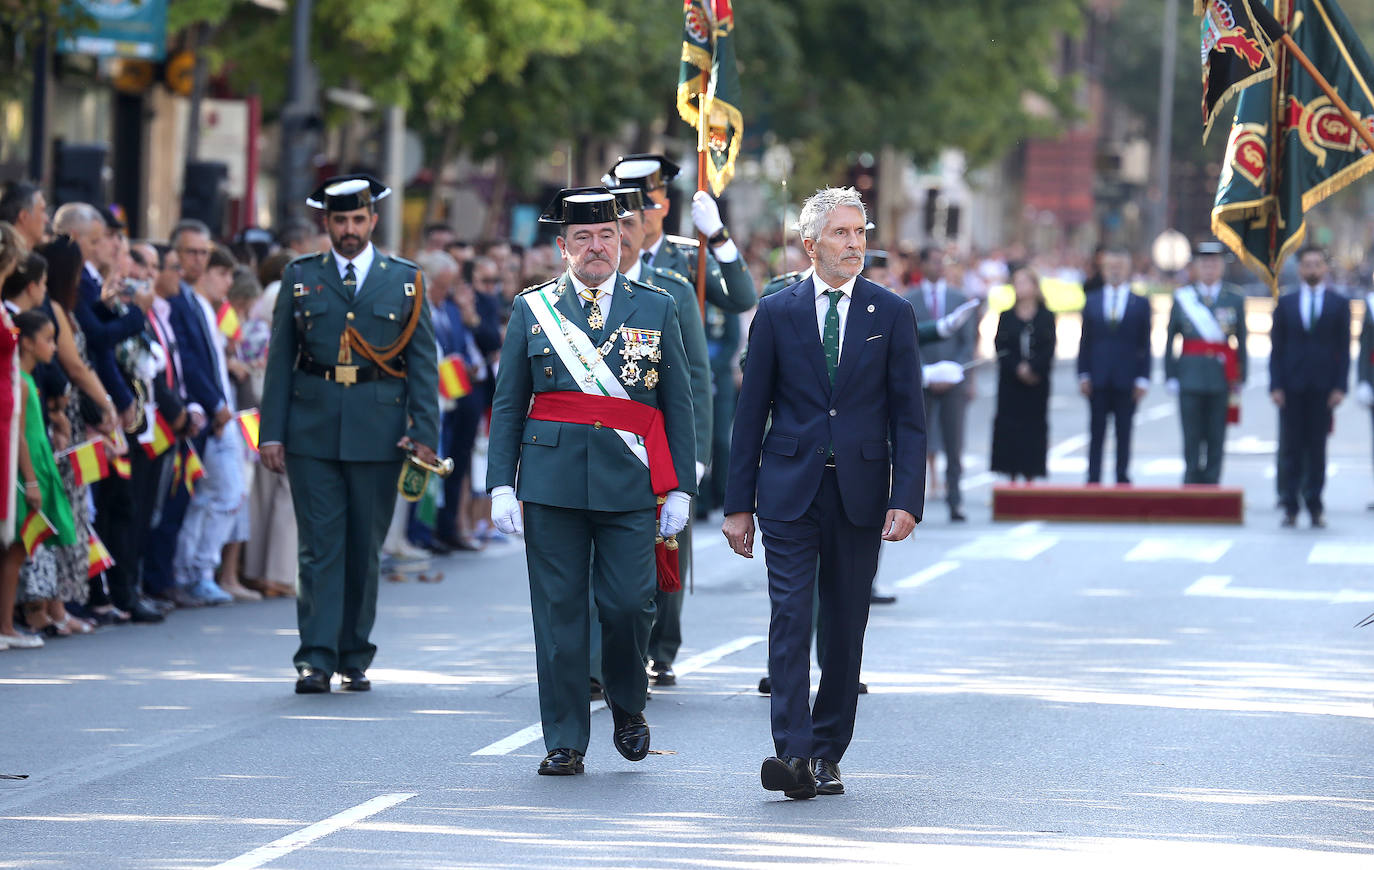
[1077,247,1152,485]
[1271,246,1350,528]
[723,187,926,800]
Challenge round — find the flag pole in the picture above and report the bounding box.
[1275,32,1374,154]
[695,74,709,317]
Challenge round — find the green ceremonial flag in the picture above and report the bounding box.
[1212,0,1374,291]
[676,0,744,195]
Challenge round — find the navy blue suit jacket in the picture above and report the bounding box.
[1269,287,1351,394]
[1077,288,1152,389]
[724,275,927,527]
[74,268,147,411]
[167,284,225,415]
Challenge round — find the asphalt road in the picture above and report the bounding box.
[4,358,1374,868]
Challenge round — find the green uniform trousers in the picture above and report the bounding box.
[525,502,656,754]
[1179,392,1229,484]
[286,455,401,674]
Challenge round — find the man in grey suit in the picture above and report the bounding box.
[903,247,974,521]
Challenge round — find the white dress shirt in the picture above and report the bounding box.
[193,292,236,414]
[332,242,375,294]
[1300,284,1325,329]
[814,274,858,362]
[569,270,616,313]
[922,279,947,320]
[1103,284,1131,322]
[1197,282,1220,304]
[623,259,643,284]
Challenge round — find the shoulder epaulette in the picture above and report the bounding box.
[654,266,690,286]
[770,270,803,284]
[665,233,701,249]
[518,279,558,296]
[387,253,420,270]
[627,276,669,296]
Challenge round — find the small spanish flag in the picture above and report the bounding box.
[217,302,242,343]
[111,454,131,479]
[438,356,472,400]
[169,449,183,495]
[141,411,175,459]
[184,444,206,495]
[20,511,54,555]
[68,439,110,487]
[87,530,115,579]
[237,409,261,452]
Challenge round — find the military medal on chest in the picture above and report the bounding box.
[620,360,641,385]
[644,368,659,389]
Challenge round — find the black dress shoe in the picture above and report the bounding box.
[761,755,816,799]
[538,748,585,776]
[811,758,844,795]
[295,667,331,694]
[339,668,371,691]
[857,682,868,695]
[758,676,771,695]
[949,510,967,523]
[126,601,165,624]
[144,596,177,615]
[650,662,677,686]
[1311,512,1327,529]
[606,698,650,761]
[1281,513,1297,528]
[589,678,604,701]
[870,590,897,605]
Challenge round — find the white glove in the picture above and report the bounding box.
[490,485,523,535]
[1166,378,1180,396]
[1356,380,1374,407]
[935,298,980,338]
[695,461,706,485]
[659,490,691,538]
[690,190,724,237]
[922,360,965,388]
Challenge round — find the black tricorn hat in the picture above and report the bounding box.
[538,187,632,226]
[609,154,681,191]
[306,174,391,211]
[608,186,663,214]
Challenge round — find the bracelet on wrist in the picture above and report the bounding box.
[24,481,38,490]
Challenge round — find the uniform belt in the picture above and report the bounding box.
[296,354,394,384]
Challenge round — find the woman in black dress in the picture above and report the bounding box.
[991,264,1056,481]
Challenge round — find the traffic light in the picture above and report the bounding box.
[52,142,108,208]
[181,161,228,238]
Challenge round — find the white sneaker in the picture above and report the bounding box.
[1,631,44,649]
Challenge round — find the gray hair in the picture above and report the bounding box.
[52,202,103,238]
[169,218,211,249]
[413,249,459,278]
[797,187,867,242]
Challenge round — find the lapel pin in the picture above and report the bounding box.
[867,304,875,313]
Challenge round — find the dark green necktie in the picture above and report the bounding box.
[823,290,842,383]
[344,262,357,292]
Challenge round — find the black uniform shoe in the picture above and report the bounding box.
[857,682,868,695]
[761,755,817,799]
[811,758,844,795]
[589,678,604,701]
[950,510,967,523]
[607,698,651,761]
[650,661,677,686]
[758,676,771,695]
[1310,512,1327,529]
[339,668,371,691]
[870,590,897,605]
[126,601,166,624]
[1281,513,1297,528]
[295,667,331,694]
[538,748,585,775]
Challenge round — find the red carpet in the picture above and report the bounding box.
[992,484,1245,524]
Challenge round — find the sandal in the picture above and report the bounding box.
[42,619,73,638]
[64,617,95,634]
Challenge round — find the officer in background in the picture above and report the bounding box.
[1163,241,1248,484]
[260,175,440,694]
[486,188,696,776]
[608,154,756,314]
[1357,283,1374,511]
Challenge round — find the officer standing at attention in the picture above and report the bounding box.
[260,175,440,694]
[1163,241,1248,484]
[487,188,696,776]
[608,154,757,314]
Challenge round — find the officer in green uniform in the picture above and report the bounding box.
[608,154,757,314]
[1164,241,1248,484]
[487,188,696,776]
[260,175,440,694]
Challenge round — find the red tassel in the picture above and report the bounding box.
[654,502,681,593]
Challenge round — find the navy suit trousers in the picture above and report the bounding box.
[1277,389,1332,516]
[1088,386,1136,484]
[758,467,880,762]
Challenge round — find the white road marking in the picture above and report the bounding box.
[894,560,959,589]
[1124,538,1231,563]
[1309,543,1374,565]
[1140,458,1186,476]
[1006,522,1043,538]
[1185,574,1374,603]
[947,536,1057,561]
[210,792,416,870]
[471,635,766,756]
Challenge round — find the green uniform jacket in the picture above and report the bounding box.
[260,249,441,460]
[639,264,713,466]
[486,272,697,512]
[1163,283,1248,394]
[1358,293,1373,388]
[652,234,757,314]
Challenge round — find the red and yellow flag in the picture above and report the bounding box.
[111,454,131,479]
[170,449,183,494]
[87,530,115,579]
[217,302,242,343]
[19,511,54,555]
[438,356,472,400]
[141,411,175,459]
[184,444,206,495]
[67,439,110,487]
[237,409,261,452]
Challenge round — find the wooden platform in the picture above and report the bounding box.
[991,484,1245,524]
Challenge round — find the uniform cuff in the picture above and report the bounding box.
[711,239,740,264]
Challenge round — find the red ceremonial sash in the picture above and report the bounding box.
[528,391,682,592]
[1181,339,1240,383]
